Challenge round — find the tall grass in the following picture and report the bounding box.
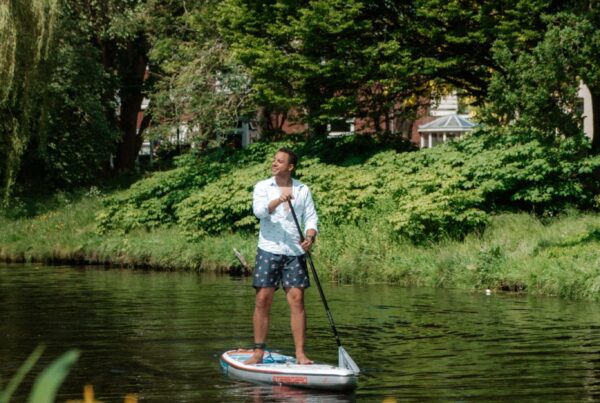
[312,210,600,301]
[1,195,599,300]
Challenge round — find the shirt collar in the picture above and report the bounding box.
[269,177,302,188]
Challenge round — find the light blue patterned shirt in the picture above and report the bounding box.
[253,177,319,256]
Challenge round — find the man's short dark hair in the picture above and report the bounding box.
[278,147,298,167]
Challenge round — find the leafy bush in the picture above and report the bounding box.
[97,142,281,233]
[97,165,202,233]
[97,131,600,242]
[175,163,267,237]
[378,129,600,241]
[296,157,382,224]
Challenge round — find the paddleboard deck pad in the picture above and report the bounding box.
[220,350,358,391]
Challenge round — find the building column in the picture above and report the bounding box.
[428,133,432,148]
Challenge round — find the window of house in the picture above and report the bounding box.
[327,118,354,137]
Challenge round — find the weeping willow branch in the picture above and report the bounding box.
[0,4,17,104]
[0,0,59,206]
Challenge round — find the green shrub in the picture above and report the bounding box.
[296,157,383,225]
[97,166,201,232]
[375,129,600,241]
[175,163,266,237]
[96,131,600,242]
[96,142,281,233]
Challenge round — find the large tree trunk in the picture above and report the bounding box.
[115,34,150,171]
[590,87,600,154]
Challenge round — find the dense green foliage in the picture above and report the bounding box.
[20,13,119,189]
[484,13,590,136]
[97,133,600,242]
[218,0,392,134]
[97,142,282,234]
[0,0,60,204]
[216,0,570,134]
[147,0,254,146]
[0,0,164,203]
[66,0,153,171]
[0,0,144,202]
[412,0,560,97]
[3,0,600,203]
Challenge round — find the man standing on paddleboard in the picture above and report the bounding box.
[245,147,318,365]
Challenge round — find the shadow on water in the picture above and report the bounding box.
[1,264,600,402]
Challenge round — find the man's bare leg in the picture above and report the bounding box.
[285,287,313,364]
[245,287,275,364]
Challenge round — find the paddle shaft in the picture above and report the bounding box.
[287,200,342,348]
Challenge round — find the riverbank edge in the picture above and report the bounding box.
[0,253,235,272]
[1,196,600,301]
[0,240,248,273]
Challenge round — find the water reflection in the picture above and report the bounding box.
[0,264,599,402]
[220,382,355,403]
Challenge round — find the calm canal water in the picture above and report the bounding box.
[0,264,599,402]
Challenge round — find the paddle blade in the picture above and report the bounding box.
[338,346,360,374]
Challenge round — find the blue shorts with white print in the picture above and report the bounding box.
[253,248,310,289]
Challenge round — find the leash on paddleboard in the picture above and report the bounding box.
[288,200,360,375]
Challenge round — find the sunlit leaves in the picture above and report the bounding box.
[97,132,600,242]
[97,142,280,234]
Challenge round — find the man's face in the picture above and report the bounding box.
[271,151,294,177]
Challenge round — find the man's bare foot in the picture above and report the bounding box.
[296,353,313,365]
[244,351,264,365]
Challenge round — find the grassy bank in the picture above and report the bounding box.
[0,194,255,271]
[319,211,600,300]
[1,193,599,300]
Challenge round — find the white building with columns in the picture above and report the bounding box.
[418,113,477,148]
[417,93,476,148]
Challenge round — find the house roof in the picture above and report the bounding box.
[418,114,477,133]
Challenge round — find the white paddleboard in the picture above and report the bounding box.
[220,350,358,391]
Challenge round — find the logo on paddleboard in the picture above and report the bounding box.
[272,376,308,384]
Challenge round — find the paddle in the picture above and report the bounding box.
[287,200,360,375]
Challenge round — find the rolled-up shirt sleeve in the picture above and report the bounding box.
[253,182,270,219]
[303,188,318,234]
